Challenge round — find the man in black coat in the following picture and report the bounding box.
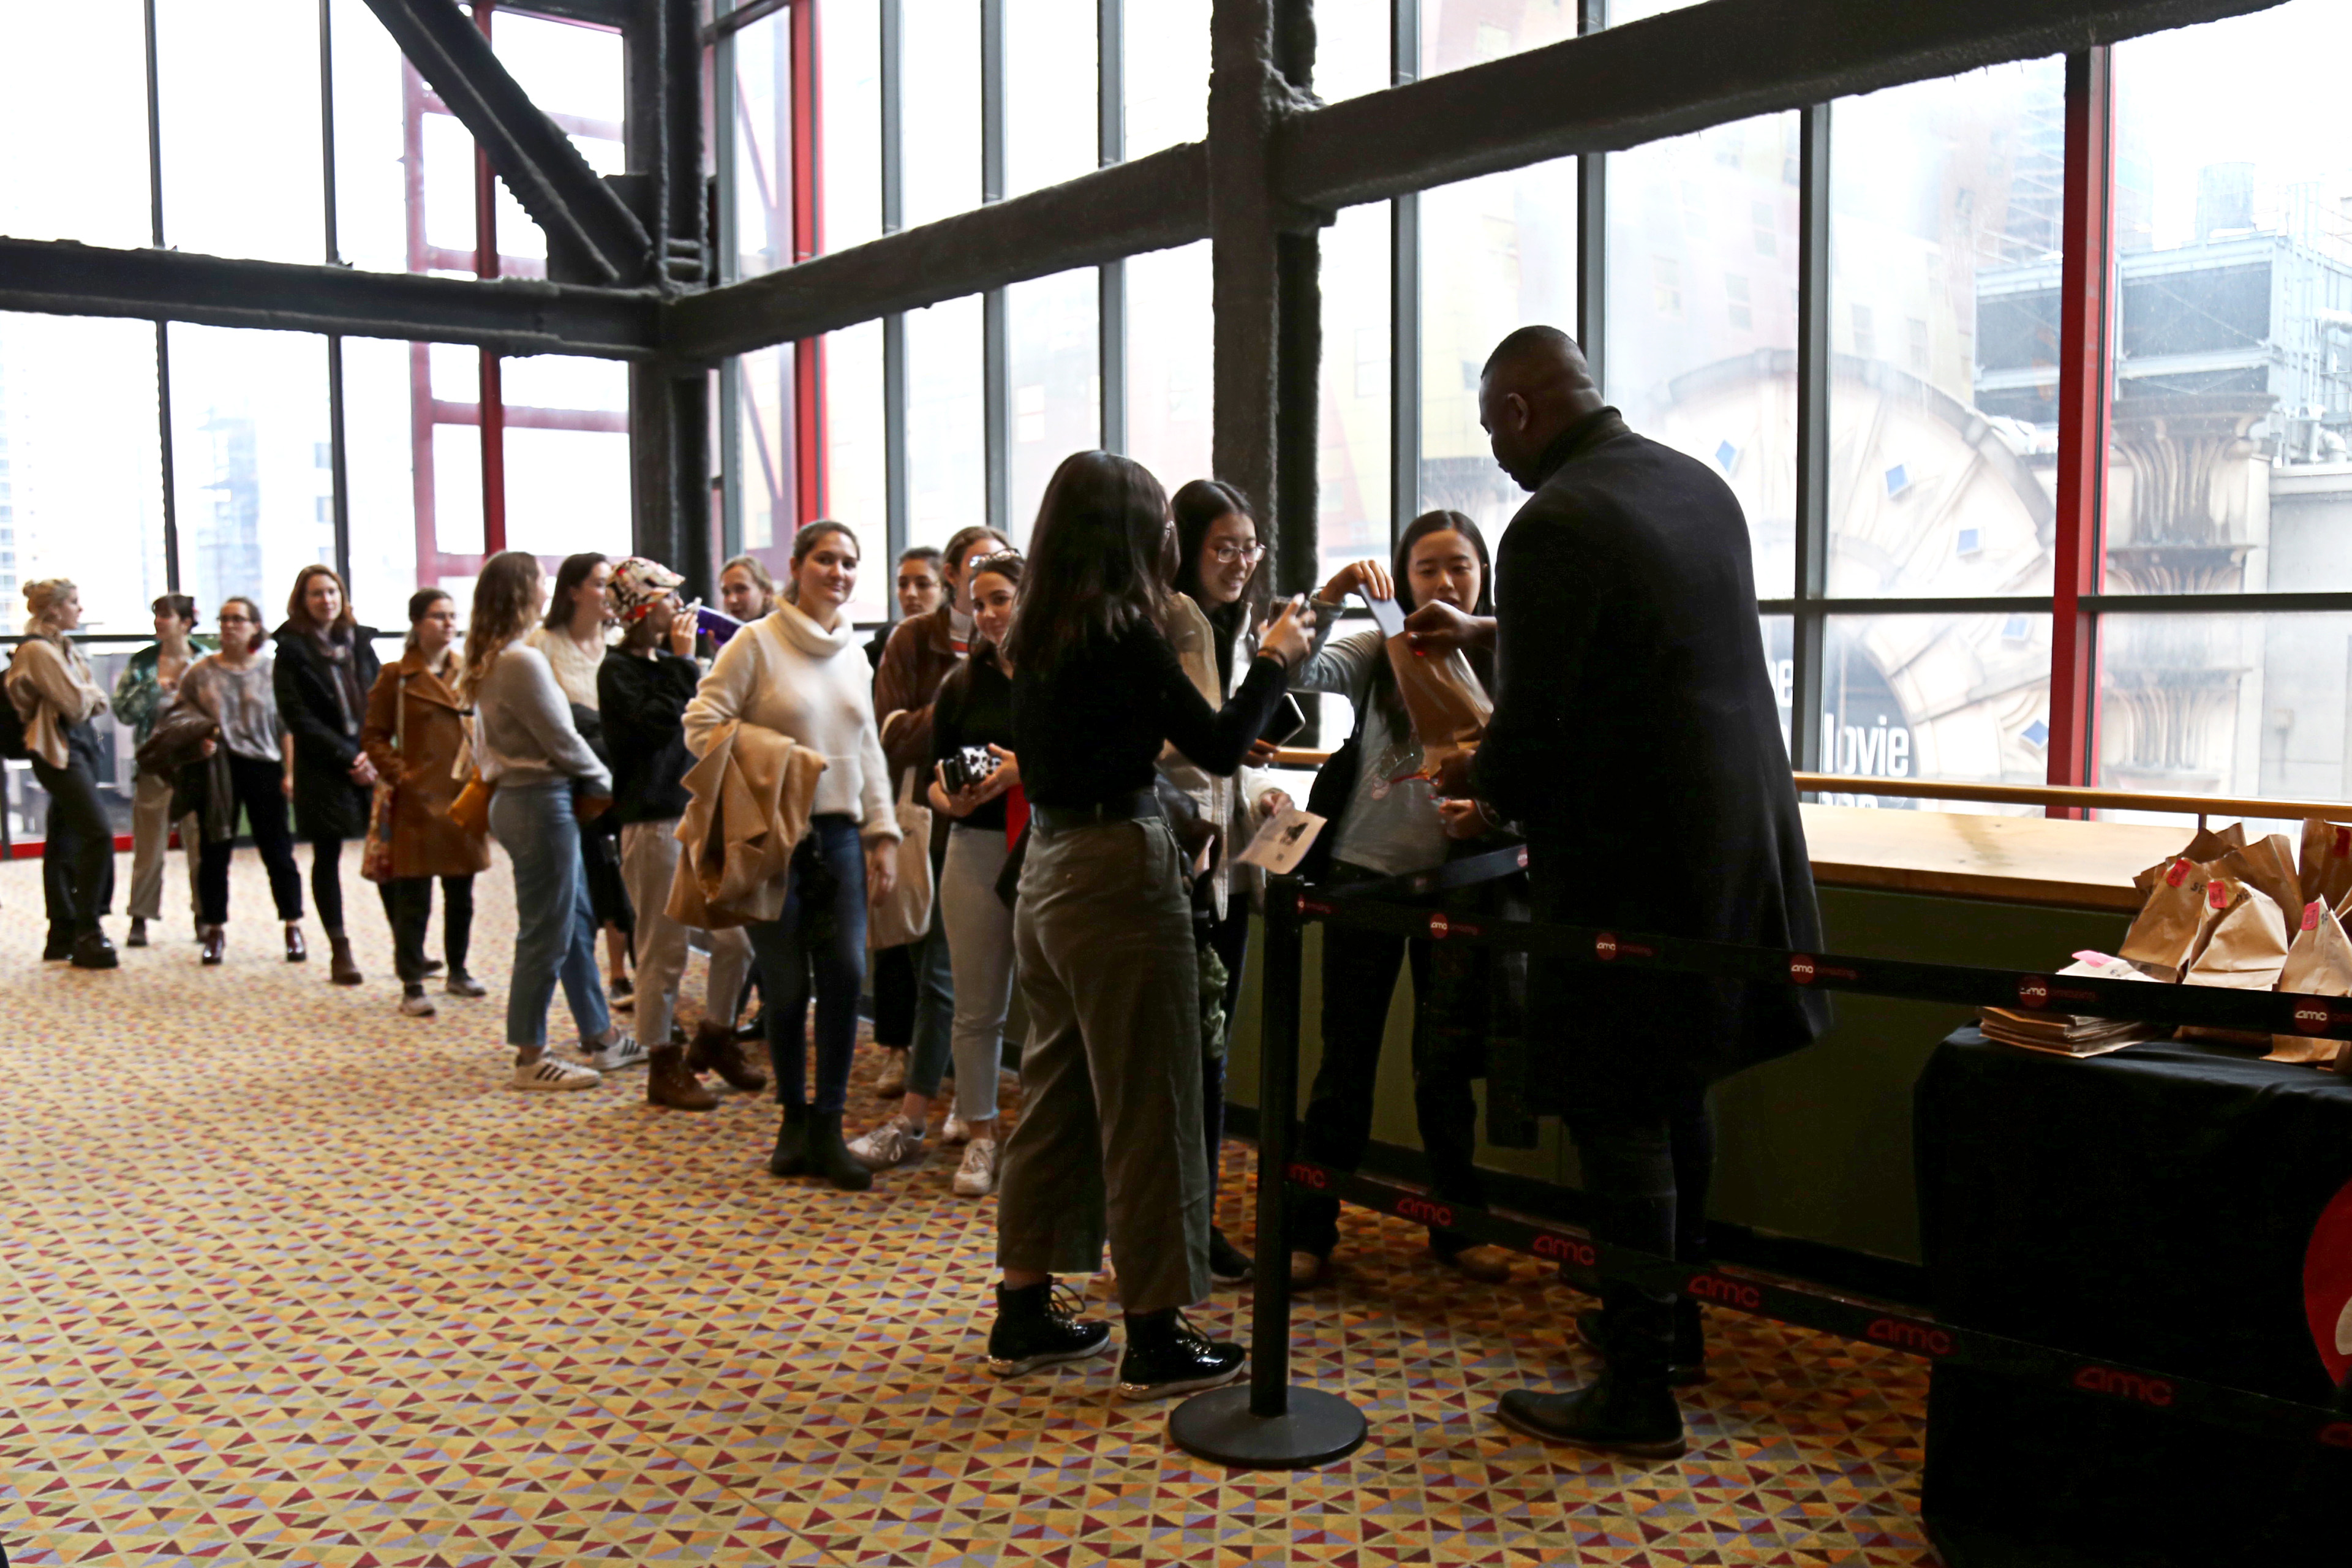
[1413,325,1830,1458]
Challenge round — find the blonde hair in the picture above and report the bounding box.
[462,551,543,695]
[24,578,75,626]
[720,553,777,612]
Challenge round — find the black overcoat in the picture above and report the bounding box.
[1473,408,1831,1091]
[272,622,382,843]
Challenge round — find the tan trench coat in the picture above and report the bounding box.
[361,651,492,880]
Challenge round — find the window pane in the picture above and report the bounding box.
[737,344,794,554]
[0,314,168,631]
[1319,202,1390,579]
[1422,0,1575,77]
[1606,113,1800,598]
[330,0,415,274]
[1761,613,1793,758]
[1125,241,1213,492]
[155,0,325,263]
[824,0,883,249]
[1007,271,1101,544]
[1826,612,2052,803]
[906,295,986,551]
[491,14,625,273]
[731,9,794,277]
[1419,156,1577,545]
[1006,0,1098,198]
[827,320,890,626]
[2106,2,2352,597]
[339,337,424,617]
[1314,0,1390,103]
[0,2,151,247]
[902,0,981,228]
[1123,0,1209,159]
[167,324,334,616]
[2099,612,2351,805]
[1830,62,2062,597]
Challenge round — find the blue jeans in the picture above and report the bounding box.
[747,815,868,1115]
[489,781,612,1052]
[905,894,956,1099]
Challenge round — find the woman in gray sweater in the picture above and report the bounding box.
[464,550,638,1091]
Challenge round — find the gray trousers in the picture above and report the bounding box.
[940,825,1015,1126]
[995,815,1210,1314]
[127,770,200,923]
[620,818,754,1049]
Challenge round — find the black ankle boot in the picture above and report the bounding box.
[1115,1308,1246,1401]
[986,1282,1112,1378]
[767,1101,809,1177]
[1578,1297,1708,1386]
[1494,1369,1686,1459]
[43,925,72,962]
[808,1109,873,1191]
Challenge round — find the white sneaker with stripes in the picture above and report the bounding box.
[513,1055,603,1092]
[578,1033,646,1072]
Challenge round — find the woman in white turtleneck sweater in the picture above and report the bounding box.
[684,521,900,1191]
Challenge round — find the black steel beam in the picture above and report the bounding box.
[667,144,1210,362]
[516,0,638,27]
[1281,0,2284,212]
[0,237,663,358]
[360,0,651,284]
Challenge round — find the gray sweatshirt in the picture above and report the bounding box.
[1293,625,1455,878]
[472,643,610,792]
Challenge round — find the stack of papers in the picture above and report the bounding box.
[1979,952,2165,1058]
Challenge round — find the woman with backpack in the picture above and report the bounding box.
[7,579,119,969]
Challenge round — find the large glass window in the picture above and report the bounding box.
[1607,113,1800,598]
[167,325,334,617]
[1006,271,1101,543]
[154,0,326,265]
[827,320,891,625]
[1419,155,1577,544]
[901,0,982,228]
[2100,612,2352,802]
[1319,203,1390,577]
[731,8,797,277]
[824,0,884,249]
[1126,241,1215,494]
[339,336,424,618]
[1421,0,1576,77]
[0,2,151,249]
[905,296,986,550]
[498,355,630,562]
[329,0,415,275]
[1006,1,1098,198]
[1123,0,1210,159]
[1830,63,2063,600]
[1826,612,2054,800]
[1314,0,1392,102]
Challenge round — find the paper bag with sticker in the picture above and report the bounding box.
[2135,821,2250,895]
[2218,835,2300,924]
[2299,819,2352,910]
[2266,900,2352,1066]
[1382,633,1492,780]
[2178,876,2289,1045]
[2119,858,2213,981]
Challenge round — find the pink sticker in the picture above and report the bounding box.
[2209,880,2230,911]
[2309,900,2326,932]
[2166,859,2192,887]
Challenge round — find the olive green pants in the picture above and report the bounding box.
[994,815,1212,1313]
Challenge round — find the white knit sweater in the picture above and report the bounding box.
[682,598,900,841]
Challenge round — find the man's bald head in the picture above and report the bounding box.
[1478,325,1605,491]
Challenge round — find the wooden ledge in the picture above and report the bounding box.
[1800,804,2187,911]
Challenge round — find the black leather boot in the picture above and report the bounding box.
[767,1101,809,1177]
[986,1282,1112,1378]
[1578,1297,1707,1386]
[1494,1369,1686,1459]
[808,1109,873,1191]
[1115,1309,1245,1401]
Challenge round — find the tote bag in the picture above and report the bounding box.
[866,769,935,949]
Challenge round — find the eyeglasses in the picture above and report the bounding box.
[1209,543,1265,566]
[219,614,253,625]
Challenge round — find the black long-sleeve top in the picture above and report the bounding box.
[1011,619,1288,809]
[598,647,702,823]
[931,649,1017,832]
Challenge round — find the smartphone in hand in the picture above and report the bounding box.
[1362,591,1404,639]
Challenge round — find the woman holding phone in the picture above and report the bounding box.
[984,451,1309,1402]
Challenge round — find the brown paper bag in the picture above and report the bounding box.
[2182,878,2287,990]
[2266,899,2352,1065]
[2217,835,2300,927]
[2120,858,2213,982]
[2299,819,2352,909]
[1382,633,1492,779]
[2135,822,2250,895]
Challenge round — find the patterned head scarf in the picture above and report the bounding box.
[608,556,685,624]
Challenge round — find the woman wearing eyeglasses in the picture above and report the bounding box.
[1160,478,1297,1286]
[175,597,309,966]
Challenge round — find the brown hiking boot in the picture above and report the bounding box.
[647,1043,718,1111]
[328,932,363,985]
[687,1018,767,1093]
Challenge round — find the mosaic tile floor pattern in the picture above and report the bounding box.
[0,848,1937,1565]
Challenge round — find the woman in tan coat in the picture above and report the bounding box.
[363,588,491,1018]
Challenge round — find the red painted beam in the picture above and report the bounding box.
[790,0,826,523]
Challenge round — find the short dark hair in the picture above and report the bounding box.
[1169,477,1270,616]
[153,594,198,627]
[541,552,608,631]
[1001,451,1174,676]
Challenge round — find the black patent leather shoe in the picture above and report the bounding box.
[1495,1375,1687,1459]
[69,930,119,970]
[1115,1310,1246,1401]
[987,1282,1114,1379]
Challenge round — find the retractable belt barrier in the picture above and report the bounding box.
[1165,858,2352,1471]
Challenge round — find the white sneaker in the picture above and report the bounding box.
[579,1033,646,1072]
[846,1114,925,1170]
[953,1137,1000,1197]
[513,1055,601,1091]
[398,990,437,1019]
[940,1110,971,1145]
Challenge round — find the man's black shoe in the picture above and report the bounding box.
[69,930,119,970]
[1207,1227,1254,1284]
[1495,1375,1686,1459]
[1577,1303,1706,1386]
[43,927,72,962]
[1115,1309,1245,1401]
[987,1282,1113,1378]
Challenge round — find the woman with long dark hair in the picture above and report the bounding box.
[529,551,634,1006]
[983,451,1309,1401]
[1286,510,1516,1287]
[273,564,382,984]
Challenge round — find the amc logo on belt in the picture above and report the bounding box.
[2072,1365,2174,1407]
[1428,913,1452,940]
[1395,1195,1455,1227]
[1686,1273,1762,1311]
[2017,975,2052,1010]
[2292,1000,2343,1035]
[1866,1317,1955,1356]
[1286,1162,1327,1189]
[1532,1233,1597,1268]
[1790,954,1817,985]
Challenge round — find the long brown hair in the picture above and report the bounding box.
[287,564,356,636]
[782,521,858,606]
[1001,451,1174,676]
[937,551,1024,706]
[1170,477,1270,618]
[1366,510,1495,729]
[462,551,543,694]
[541,552,608,633]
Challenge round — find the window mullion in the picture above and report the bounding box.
[1789,102,1830,774]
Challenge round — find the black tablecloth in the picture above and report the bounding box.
[1916,1029,2352,1567]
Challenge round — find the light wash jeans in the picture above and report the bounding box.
[489,780,612,1052]
[940,824,1015,1126]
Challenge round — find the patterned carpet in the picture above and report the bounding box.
[0,848,1936,1566]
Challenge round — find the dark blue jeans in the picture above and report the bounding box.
[748,815,868,1115]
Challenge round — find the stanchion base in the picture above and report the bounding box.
[1167,1385,1368,1469]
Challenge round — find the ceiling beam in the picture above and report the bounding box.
[358,0,651,284]
[0,238,663,359]
[666,142,1210,362]
[1281,0,2285,211]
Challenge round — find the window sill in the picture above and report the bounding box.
[1801,804,2187,913]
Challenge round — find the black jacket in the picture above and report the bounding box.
[598,648,701,824]
[273,622,383,842]
[1474,408,1830,1088]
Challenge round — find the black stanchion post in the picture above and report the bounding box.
[1169,875,1368,1468]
